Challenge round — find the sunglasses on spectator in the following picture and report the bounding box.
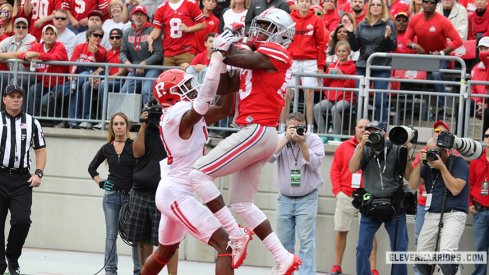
[109,36,121,40]
[92,33,103,38]
[54,16,67,20]
[434,128,446,134]
[422,0,437,4]
[484,134,489,138]
[15,25,27,30]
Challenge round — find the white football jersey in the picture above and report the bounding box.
[159,101,208,184]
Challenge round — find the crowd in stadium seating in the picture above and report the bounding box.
[0,0,486,131]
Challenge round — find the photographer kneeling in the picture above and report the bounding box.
[349,121,413,275]
[408,138,469,275]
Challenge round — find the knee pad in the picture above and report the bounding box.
[230,202,266,229]
[188,169,220,203]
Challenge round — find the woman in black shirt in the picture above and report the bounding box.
[88,112,139,275]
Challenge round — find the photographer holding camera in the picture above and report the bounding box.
[124,106,180,274]
[349,121,413,275]
[408,137,469,275]
[269,112,325,275]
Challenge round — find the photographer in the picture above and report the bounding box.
[125,108,179,274]
[269,112,325,275]
[408,138,469,275]
[349,121,413,275]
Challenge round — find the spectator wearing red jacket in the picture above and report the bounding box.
[405,0,463,119]
[67,25,106,129]
[329,118,379,275]
[314,41,355,137]
[468,0,489,40]
[194,0,219,54]
[387,0,409,19]
[20,24,69,116]
[285,0,326,133]
[472,37,489,133]
[469,129,489,275]
[322,0,340,31]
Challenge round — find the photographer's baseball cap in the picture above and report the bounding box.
[365,121,387,132]
[14,17,28,26]
[3,84,24,97]
[433,120,450,131]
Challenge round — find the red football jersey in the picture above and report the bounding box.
[61,0,108,21]
[25,0,62,40]
[153,0,205,57]
[235,42,292,127]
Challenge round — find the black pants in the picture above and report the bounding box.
[0,170,32,271]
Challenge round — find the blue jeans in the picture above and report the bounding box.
[413,204,427,275]
[472,210,489,275]
[27,83,66,116]
[357,67,390,122]
[120,69,160,105]
[429,60,449,109]
[68,71,92,126]
[276,190,317,275]
[357,212,408,275]
[103,191,140,274]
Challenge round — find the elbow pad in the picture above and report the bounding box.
[193,52,226,115]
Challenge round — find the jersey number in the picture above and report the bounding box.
[32,0,50,20]
[74,0,86,14]
[169,18,183,39]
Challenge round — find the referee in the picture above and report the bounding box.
[0,84,46,275]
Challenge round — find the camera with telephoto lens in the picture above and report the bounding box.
[423,148,441,165]
[389,125,418,145]
[366,130,384,147]
[436,131,484,160]
[294,125,306,136]
[140,99,162,125]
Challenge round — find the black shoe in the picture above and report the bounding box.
[8,266,20,275]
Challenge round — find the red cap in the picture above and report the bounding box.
[433,120,450,131]
[131,5,148,16]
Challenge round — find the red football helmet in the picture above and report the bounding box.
[153,69,200,108]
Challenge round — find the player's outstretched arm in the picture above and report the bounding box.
[223,44,275,71]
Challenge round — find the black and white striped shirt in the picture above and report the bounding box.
[0,111,46,169]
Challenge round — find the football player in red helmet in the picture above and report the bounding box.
[188,9,302,275]
[141,48,241,274]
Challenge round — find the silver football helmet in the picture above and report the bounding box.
[248,8,295,48]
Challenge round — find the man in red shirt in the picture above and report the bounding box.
[20,24,69,116]
[468,0,489,40]
[329,118,380,275]
[188,8,302,275]
[148,0,206,69]
[62,0,108,33]
[405,0,463,119]
[194,0,219,54]
[90,28,128,129]
[338,0,367,23]
[394,12,415,54]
